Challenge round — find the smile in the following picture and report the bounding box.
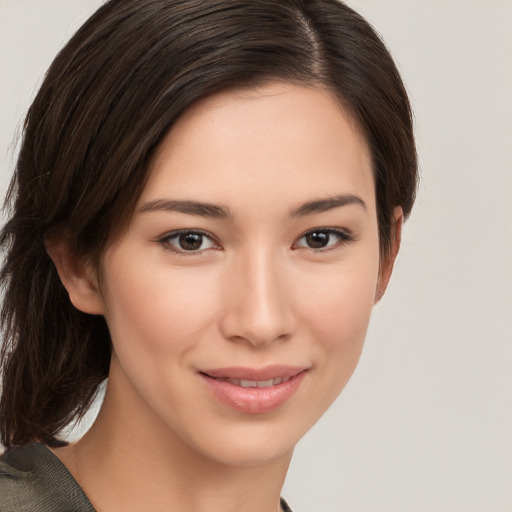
[212,377,290,388]
[198,366,308,414]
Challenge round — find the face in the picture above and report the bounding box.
[86,83,391,466]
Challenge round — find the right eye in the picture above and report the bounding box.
[158,230,220,256]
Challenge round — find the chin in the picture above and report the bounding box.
[201,437,295,468]
[178,417,304,468]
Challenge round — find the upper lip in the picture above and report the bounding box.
[199,365,308,381]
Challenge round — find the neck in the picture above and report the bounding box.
[54,371,292,512]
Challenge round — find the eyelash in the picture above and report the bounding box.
[295,229,355,253]
[158,230,220,257]
[157,228,355,257]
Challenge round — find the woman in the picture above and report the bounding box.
[0,0,417,510]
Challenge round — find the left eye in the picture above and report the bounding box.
[295,229,353,251]
[160,230,218,254]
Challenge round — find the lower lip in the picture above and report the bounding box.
[200,371,307,414]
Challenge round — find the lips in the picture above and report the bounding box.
[198,365,308,414]
[217,376,290,388]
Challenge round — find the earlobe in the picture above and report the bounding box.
[45,238,105,315]
[375,206,403,303]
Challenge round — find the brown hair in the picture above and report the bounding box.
[0,0,417,447]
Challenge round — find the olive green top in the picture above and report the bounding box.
[0,443,293,512]
[0,443,94,511]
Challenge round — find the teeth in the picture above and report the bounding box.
[240,379,258,388]
[220,377,288,388]
[257,379,275,388]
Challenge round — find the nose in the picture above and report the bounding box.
[219,248,296,347]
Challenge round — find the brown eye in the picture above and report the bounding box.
[159,230,218,255]
[305,231,330,249]
[178,233,204,251]
[295,229,354,251]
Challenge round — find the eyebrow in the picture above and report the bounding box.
[290,194,366,217]
[139,194,366,219]
[140,199,231,218]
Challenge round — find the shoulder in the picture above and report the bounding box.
[0,443,95,512]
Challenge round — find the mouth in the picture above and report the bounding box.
[198,365,308,414]
[204,376,293,388]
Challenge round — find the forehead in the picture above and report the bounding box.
[140,83,375,217]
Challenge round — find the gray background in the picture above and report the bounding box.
[1,1,511,511]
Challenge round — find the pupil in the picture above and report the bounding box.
[180,233,202,250]
[307,232,329,248]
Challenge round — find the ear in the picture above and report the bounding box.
[375,206,403,303]
[45,238,105,315]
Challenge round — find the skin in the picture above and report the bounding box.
[48,83,402,512]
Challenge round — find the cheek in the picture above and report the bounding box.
[297,250,380,382]
[101,255,221,356]
[302,256,378,339]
